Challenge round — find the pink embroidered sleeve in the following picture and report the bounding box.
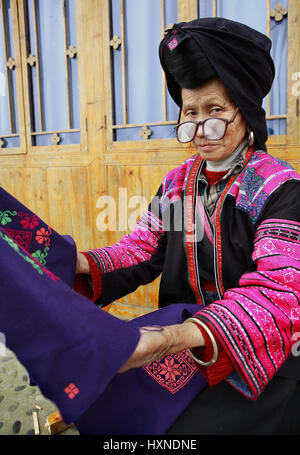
[194,219,300,400]
[75,158,195,307]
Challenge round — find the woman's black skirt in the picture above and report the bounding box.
[167,374,300,435]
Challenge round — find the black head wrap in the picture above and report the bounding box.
[159,18,275,150]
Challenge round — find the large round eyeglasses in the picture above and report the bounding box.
[174,107,239,143]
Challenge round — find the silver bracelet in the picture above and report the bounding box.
[184,317,218,366]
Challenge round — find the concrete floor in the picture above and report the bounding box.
[0,347,79,436]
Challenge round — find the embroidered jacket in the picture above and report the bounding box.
[81,148,300,400]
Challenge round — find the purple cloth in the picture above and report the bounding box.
[0,187,207,434]
[0,186,76,287]
[75,304,207,435]
[0,186,139,424]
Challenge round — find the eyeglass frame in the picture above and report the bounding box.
[174,107,239,143]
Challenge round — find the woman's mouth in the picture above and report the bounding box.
[196,144,218,152]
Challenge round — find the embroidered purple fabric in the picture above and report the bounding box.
[76,304,208,435]
[0,186,76,287]
[0,186,207,434]
[0,186,140,425]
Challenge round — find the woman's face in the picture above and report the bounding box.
[181,78,248,162]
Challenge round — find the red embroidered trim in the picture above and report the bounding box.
[83,252,103,301]
[143,350,198,395]
[184,154,203,305]
[214,146,255,295]
[73,253,102,302]
[214,175,236,295]
[202,280,217,292]
[73,274,93,300]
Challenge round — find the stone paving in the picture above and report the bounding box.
[0,348,79,435]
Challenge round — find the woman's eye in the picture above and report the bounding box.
[210,107,222,115]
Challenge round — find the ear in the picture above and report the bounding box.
[248,130,254,146]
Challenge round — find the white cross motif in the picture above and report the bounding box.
[283,270,294,283]
[291,308,300,320]
[263,239,276,253]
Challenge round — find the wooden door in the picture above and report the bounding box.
[0,0,299,320]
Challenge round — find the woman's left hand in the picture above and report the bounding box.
[118,321,205,373]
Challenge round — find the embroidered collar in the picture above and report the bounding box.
[198,139,249,215]
[200,138,249,184]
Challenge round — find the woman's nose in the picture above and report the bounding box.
[195,122,204,138]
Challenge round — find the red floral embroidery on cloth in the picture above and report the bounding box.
[35,226,52,246]
[3,228,32,251]
[143,350,197,395]
[18,212,39,229]
[64,383,80,399]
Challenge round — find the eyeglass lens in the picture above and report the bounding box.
[177,118,227,143]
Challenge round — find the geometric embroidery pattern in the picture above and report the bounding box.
[143,350,198,395]
[64,383,80,399]
[291,308,300,320]
[168,38,178,51]
[263,239,276,253]
[3,228,32,251]
[283,269,294,283]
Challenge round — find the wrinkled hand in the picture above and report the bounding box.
[76,252,90,274]
[118,321,205,373]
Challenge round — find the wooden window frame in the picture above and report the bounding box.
[0,0,90,167]
[0,0,26,156]
[100,0,300,163]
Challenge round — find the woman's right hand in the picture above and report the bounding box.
[76,252,90,274]
[118,321,205,373]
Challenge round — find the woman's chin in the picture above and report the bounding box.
[196,147,221,161]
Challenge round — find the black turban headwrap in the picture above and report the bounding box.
[159,18,275,150]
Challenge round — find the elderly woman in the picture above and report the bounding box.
[75,18,300,434]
